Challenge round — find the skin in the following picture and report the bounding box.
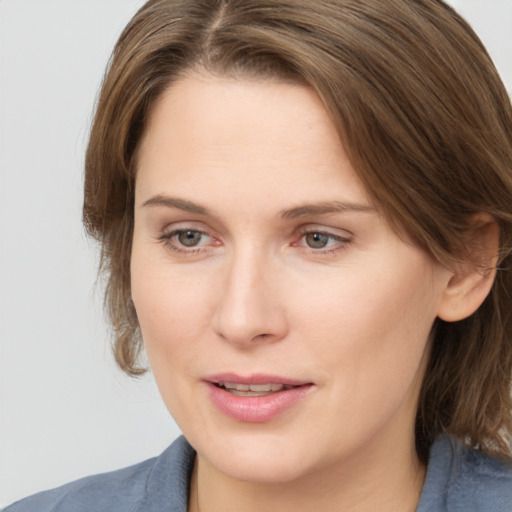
[131,71,459,512]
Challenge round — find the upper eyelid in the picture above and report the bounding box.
[166,228,207,235]
[162,226,208,236]
[297,224,353,237]
[298,231,352,244]
[157,222,354,244]
[160,219,209,232]
[158,225,353,239]
[157,216,228,237]
[161,228,211,243]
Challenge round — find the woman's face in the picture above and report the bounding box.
[131,72,452,483]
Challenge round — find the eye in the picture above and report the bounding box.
[176,230,205,247]
[294,228,352,255]
[159,228,214,253]
[304,232,333,249]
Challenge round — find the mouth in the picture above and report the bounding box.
[204,374,313,422]
[213,382,299,397]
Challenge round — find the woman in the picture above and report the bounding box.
[6,0,512,511]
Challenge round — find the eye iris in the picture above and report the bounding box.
[305,232,329,249]
[178,230,202,247]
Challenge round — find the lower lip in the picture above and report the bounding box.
[205,382,313,423]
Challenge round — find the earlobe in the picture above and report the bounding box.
[437,215,499,322]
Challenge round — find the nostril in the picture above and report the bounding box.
[254,333,270,340]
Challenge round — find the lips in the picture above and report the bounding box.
[204,374,314,422]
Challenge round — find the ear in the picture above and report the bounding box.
[437,214,500,322]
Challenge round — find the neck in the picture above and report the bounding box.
[188,433,426,512]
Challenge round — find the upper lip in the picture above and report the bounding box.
[204,373,312,386]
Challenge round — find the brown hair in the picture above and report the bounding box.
[83,0,512,461]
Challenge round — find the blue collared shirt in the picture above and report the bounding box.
[5,435,512,511]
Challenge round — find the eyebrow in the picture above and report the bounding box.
[141,195,374,218]
[142,195,211,215]
[280,201,375,219]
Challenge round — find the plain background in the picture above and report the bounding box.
[1,0,511,507]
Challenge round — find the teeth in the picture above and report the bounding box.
[229,390,274,397]
[221,382,293,393]
[224,382,250,391]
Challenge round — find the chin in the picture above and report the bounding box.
[190,426,328,484]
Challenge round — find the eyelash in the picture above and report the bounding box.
[158,228,352,256]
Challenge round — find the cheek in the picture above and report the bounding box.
[294,261,437,345]
[130,259,212,419]
[130,241,201,355]
[293,258,440,406]
[132,270,211,350]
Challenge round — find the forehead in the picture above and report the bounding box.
[135,72,370,210]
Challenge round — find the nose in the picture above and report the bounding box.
[211,248,289,347]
